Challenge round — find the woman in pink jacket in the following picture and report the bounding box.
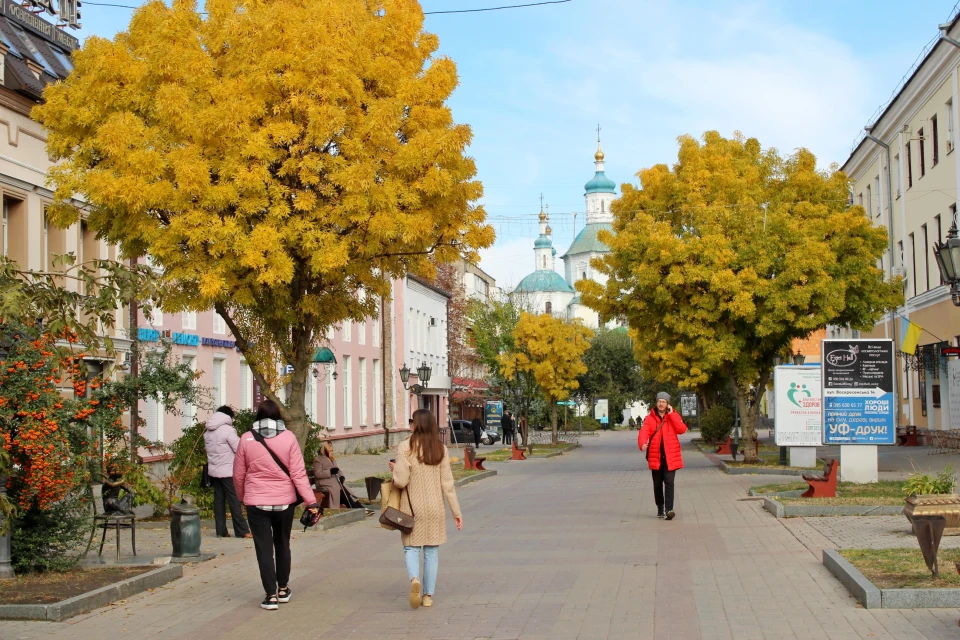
[203,406,251,538]
[234,399,320,611]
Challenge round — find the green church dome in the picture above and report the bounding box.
[584,171,616,194]
[514,270,575,294]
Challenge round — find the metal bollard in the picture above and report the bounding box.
[170,501,201,557]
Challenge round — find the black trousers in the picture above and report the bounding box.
[504,429,513,445]
[211,476,250,537]
[651,468,676,512]
[473,430,482,447]
[247,506,295,595]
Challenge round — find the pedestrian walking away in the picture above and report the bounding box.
[470,415,484,448]
[638,392,687,521]
[502,410,515,445]
[204,406,251,538]
[390,409,463,609]
[233,399,321,611]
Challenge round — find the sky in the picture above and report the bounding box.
[74,0,960,290]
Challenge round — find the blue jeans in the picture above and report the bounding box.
[404,545,439,595]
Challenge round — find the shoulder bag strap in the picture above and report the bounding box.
[251,429,292,478]
[645,416,665,458]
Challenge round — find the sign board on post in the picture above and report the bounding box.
[484,400,503,431]
[822,339,895,445]
[594,399,609,420]
[773,366,822,446]
[679,393,698,418]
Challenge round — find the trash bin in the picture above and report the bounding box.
[364,476,383,501]
[170,500,201,557]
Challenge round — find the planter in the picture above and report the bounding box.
[903,494,960,536]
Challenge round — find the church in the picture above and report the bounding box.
[511,141,617,329]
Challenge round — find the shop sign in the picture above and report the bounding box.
[172,332,200,347]
[1,0,80,48]
[137,328,160,343]
[484,400,502,430]
[773,366,822,446]
[202,337,236,348]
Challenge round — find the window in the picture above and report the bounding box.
[183,311,196,330]
[326,365,337,428]
[342,356,351,427]
[306,373,316,422]
[858,193,863,208]
[11,26,56,76]
[919,128,926,177]
[936,214,944,285]
[873,176,881,217]
[358,358,367,425]
[181,356,196,428]
[545,301,552,314]
[144,397,162,442]
[358,320,365,345]
[894,154,902,196]
[906,142,913,188]
[240,361,250,410]
[542,256,546,269]
[948,99,955,151]
[601,200,604,214]
[372,313,380,347]
[910,232,917,297]
[212,358,225,406]
[341,322,351,342]
[1,199,6,257]
[922,224,929,292]
[865,185,872,218]
[582,271,587,280]
[932,115,940,165]
[374,359,382,424]
[212,313,226,335]
[898,240,904,293]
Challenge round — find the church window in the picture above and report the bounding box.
[545,301,552,314]
[542,256,546,268]
[601,201,605,214]
[582,271,587,280]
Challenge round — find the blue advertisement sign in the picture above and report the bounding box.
[484,400,503,430]
[822,339,895,445]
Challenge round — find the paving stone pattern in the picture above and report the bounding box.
[2,432,959,639]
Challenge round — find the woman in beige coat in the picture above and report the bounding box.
[311,442,341,508]
[391,409,462,609]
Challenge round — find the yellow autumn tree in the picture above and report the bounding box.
[500,313,592,446]
[579,131,903,462]
[34,0,494,443]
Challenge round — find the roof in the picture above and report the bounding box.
[534,234,552,249]
[0,14,77,105]
[513,269,575,294]
[584,170,616,194]
[569,294,581,305]
[563,223,613,257]
[407,274,452,298]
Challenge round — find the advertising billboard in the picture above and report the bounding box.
[822,339,895,445]
[773,366,822,446]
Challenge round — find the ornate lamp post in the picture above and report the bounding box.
[400,363,432,407]
[793,351,806,366]
[934,220,960,306]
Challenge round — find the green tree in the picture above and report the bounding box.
[35,0,494,445]
[500,313,593,445]
[579,131,902,462]
[575,327,644,425]
[468,297,539,444]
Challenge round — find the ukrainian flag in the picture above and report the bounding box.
[900,316,923,355]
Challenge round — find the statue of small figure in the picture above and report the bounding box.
[102,471,135,515]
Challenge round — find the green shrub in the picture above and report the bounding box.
[699,406,734,443]
[903,467,956,496]
[12,485,93,573]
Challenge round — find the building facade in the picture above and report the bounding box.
[842,14,960,430]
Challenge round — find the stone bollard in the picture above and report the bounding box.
[170,501,201,558]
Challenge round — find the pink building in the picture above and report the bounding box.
[138,276,450,454]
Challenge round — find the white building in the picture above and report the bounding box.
[400,275,452,424]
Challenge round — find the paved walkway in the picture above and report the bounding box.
[3,432,959,639]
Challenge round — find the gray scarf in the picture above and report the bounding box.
[251,418,286,439]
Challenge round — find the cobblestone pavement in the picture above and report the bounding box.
[2,431,959,640]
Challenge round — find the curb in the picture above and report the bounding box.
[0,564,183,621]
[454,470,498,487]
[318,508,366,531]
[761,497,902,518]
[719,461,810,476]
[821,549,960,608]
[748,489,805,498]
[822,549,881,609]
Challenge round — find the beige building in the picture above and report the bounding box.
[842,14,960,430]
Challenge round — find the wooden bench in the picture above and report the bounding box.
[716,436,758,460]
[464,446,486,471]
[716,436,734,455]
[897,425,920,447]
[511,441,527,461]
[801,459,838,498]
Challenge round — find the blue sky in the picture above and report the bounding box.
[76,0,960,289]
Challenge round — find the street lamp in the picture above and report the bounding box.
[793,351,806,366]
[399,363,410,386]
[417,362,432,386]
[933,220,960,306]
[773,355,783,367]
[400,362,431,396]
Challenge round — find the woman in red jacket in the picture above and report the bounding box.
[638,392,688,520]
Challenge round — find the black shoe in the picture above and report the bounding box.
[278,586,291,603]
[261,594,279,610]
[657,510,665,519]
[666,510,675,521]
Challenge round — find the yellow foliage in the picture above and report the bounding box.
[500,313,592,404]
[34,0,494,438]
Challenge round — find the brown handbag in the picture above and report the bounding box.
[379,487,416,534]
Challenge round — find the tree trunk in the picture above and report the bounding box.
[550,402,558,446]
